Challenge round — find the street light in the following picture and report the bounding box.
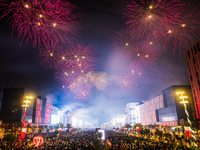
[22,95,32,127]
[177,91,197,147]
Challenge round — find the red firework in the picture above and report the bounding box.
[159,1,200,52]
[124,0,184,40]
[38,44,66,69]
[0,0,80,48]
[113,29,159,67]
[45,43,98,86]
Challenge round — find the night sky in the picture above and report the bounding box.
[0,0,195,125]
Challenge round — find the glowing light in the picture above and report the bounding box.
[180,101,189,104]
[50,53,53,57]
[180,96,188,99]
[150,42,153,45]
[25,4,29,8]
[77,58,80,61]
[149,5,153,9]
[148,15,152,19]
[79,64,81,67]
[168,30,172,34]
[82,56,85,59]
[137,54,140,56]
[125,43,129,46]
[39,14,43,18]
[176,92,185,94]
[37,22,41,26]
[145,55,149,58]
[53,23,57,27]
[62,56,65,60]
[139,73,141,75]
[75,55,77,58]
[62,85,65,88]
[182,24,186,27]
[72,71,74,73]
[81,70,84,73]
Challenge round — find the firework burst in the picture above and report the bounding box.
[159,1,200,52]
[124,0,184,40]
[0,0,80,48]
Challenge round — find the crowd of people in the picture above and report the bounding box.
[0,129,197,149]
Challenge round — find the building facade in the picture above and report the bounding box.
[32,96,56,125]
[185,40,200,118]
[32,98,42,124]
[156,85,196,126]
[124,101,142,126]
[50,104,59,124]
[138,85,196,126]
[1,88,25,123]
[139,95,164,125]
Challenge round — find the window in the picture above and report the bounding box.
[193,89,196,95]
[193,57,196,64]
[190,75,193,81]
[198,79,200,86]
[197,43,200,52]
[187,61,190,68]
[197,72,199,78]
[194,97,197,103]
[194,46,197,54]
[191,48,194,56]
[188,68,191,74]
[187,51,190,59]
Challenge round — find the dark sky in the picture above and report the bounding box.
[0,0,194,125]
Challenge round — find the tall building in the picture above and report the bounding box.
[0,75,5,114]
[185,40,200,118]
[138,85,196,126]
[124,101,142,126]
[32,98,42,124]
[32,96,51,125]
[156,85,196,126]
[32,96,59,125]
[50,104,59,124]
[1,88,25,123]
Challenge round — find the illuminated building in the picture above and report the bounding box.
[112,115,126,128]
[50,105,59,124]
[139,95,164,126]
[32,98,42,124]
[33,96,57,125]
[156,85,196,126]
[124,101,143,126]
[139,85,196,126]
[1,88,33,124]
[135,103,143,123]
[185,40,200,118]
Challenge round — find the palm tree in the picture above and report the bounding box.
[144,129,150,136]
[124,124,132,131]
[133,123,143,129]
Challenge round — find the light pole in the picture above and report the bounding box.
[177,92,197,147]
[22,95,32,127]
